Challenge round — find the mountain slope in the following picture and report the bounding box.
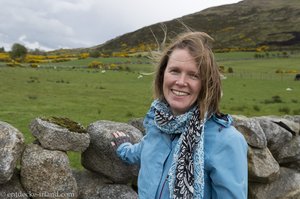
[94,0,300,53]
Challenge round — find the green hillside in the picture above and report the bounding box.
[93,0,300,53]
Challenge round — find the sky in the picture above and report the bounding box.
[0,0,241,51]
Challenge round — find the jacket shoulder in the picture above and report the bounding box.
[205,116,247,151]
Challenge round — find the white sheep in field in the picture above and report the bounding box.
[137,75,143,79]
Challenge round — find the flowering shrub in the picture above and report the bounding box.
[0,53,11,62]
[88,61,103,69]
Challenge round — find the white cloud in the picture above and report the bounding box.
[0,0,241,51]
[18,35,53,51]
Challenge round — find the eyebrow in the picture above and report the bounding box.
[167,65,199,73]
[168,57,196,62]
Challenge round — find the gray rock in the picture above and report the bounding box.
[276,136,300,165]
[248,146,280,183]
[72,170,138,199]
[0,169,29,199]
[281,160,300,172]
[258,115,300,135]
[255,116,293,158]
[232,115,267,148]
[72,169,113,199]
[97,184,138,199]
[20,144,78,199]
[82,120,143,183]
[30,118,90,152]
[271,118,299,136]
[284,115,300,126]
[249,167,300,199]
[73,169,137,199]
[0,121,25,184]
[128,118,145,135]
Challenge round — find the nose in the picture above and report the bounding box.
[175,74,187,86]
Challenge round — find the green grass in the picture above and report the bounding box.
[216,52,300,116]
[0,51,300,169]
[0,67,153,140]
[220,76,300,116]
[40,57,154,72]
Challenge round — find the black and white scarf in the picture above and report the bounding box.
[151,99,206,199]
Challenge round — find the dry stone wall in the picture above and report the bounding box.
[0,115,299,199]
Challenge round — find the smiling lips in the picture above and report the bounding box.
[171,89,189,96]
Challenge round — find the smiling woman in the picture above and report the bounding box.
[162,48,201,115]
[111,31,248,199]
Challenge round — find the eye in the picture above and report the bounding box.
[169,68,180,75]
[189,73,199,80]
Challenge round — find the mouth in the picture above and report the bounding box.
[171,89,189,96]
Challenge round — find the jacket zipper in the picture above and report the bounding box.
[159,175,169,199]
[159,135,176,199]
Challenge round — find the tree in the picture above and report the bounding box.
[0,47,5,53]
[9,43,28,62]
[89,49,100,58]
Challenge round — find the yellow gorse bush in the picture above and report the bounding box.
[0,53,11,62]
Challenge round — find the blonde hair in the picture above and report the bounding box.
[153,31,221,120]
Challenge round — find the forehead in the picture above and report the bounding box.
[167,48,198,69]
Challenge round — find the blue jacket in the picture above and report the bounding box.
[117,109,248,199]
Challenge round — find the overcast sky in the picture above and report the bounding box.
[0,0,241,51]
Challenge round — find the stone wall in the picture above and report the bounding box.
[0,115,299,199]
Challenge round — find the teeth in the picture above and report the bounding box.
[172,90,188,96]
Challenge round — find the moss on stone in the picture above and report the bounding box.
[41,116,87,134]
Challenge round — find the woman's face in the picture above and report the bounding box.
[163,48,201,115]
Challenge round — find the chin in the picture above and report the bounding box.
[170,105,188,115]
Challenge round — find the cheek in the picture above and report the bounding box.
[162,73,172,89]
[193,82,202,96]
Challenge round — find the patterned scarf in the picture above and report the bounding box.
[151,99,206,199]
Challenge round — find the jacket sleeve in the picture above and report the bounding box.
[116,137,145,165]
[209,128,248,199]
[116,109,153,165]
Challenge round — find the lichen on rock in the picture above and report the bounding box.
[41,116,87,134]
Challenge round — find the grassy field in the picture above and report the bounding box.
[0,51,299,169]
[217,51,300,116]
